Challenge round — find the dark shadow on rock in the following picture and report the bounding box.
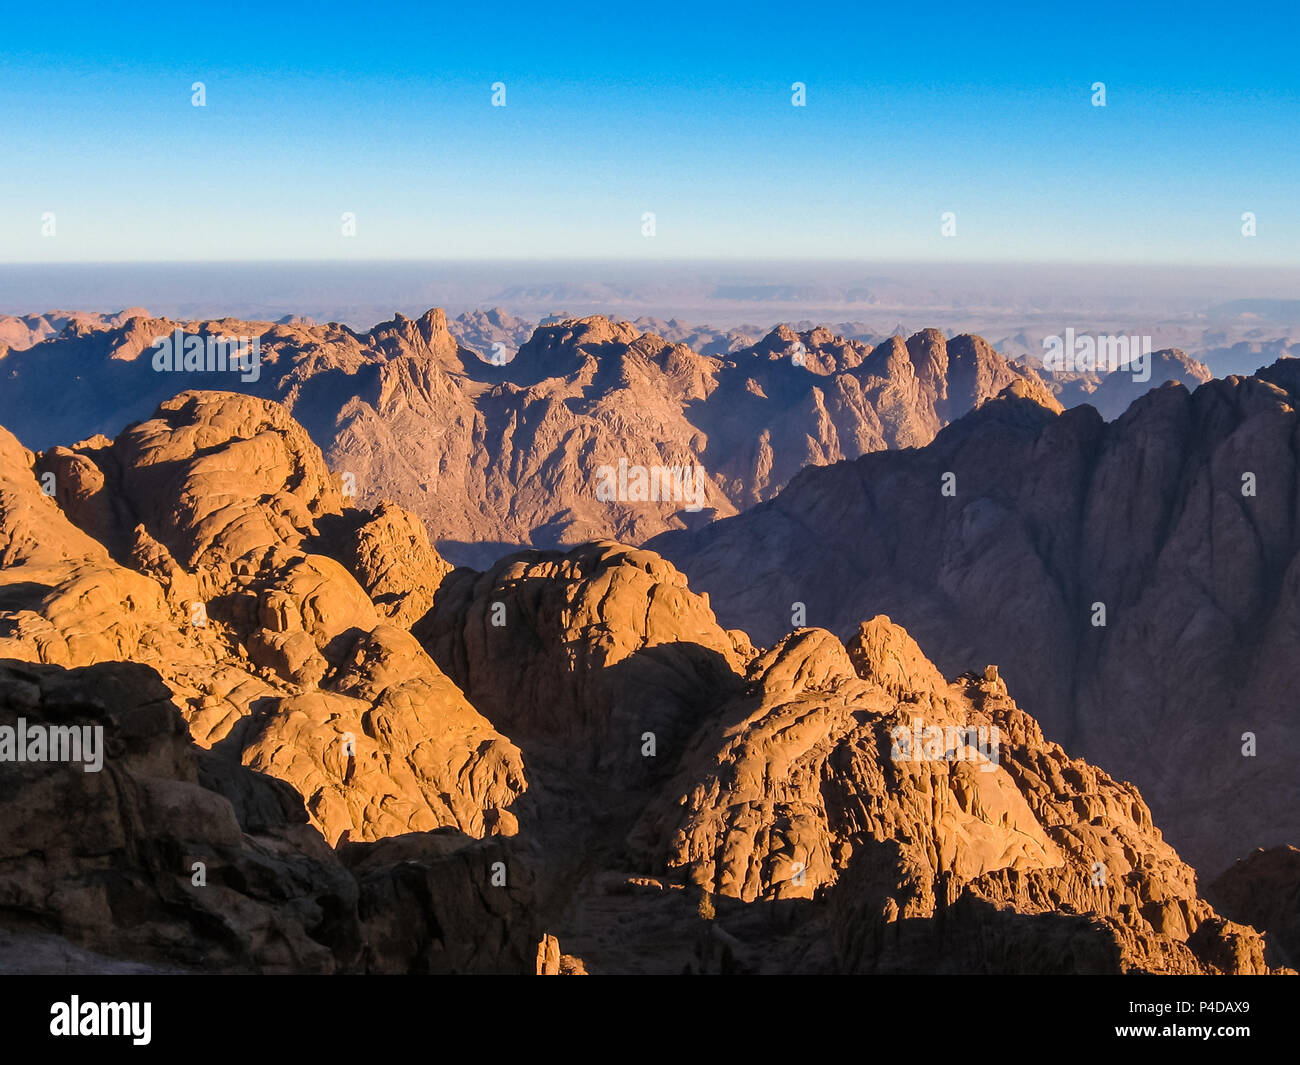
[0,657,543,975]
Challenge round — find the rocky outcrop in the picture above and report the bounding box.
[651,367,1300,876]
[4,393,526,851]
[627,617,1267,974]
[418,541,746,778]
[0,658,360,973]
[0,427,173,667]
[240,625,526,845]
[346,501,452,628]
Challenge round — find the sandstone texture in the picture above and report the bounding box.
[7,392,525,850]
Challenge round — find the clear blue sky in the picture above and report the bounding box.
[1,0,1296,264]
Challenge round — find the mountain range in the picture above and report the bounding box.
[0,304,1295,973]
[0,389,1290,973]
[0,307,1219,569]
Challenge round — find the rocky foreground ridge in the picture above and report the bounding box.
[0,391,1292,973]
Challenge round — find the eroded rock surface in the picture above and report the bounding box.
[627,618,1267,973]
[5,393,526,850]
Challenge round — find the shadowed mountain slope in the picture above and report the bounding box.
[650,363,1300,876]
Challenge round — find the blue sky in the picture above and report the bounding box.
[1,0,1296,263]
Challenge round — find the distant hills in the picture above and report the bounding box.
[0,306,1221,567]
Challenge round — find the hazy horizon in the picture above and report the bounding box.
[4,260,1299,344]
